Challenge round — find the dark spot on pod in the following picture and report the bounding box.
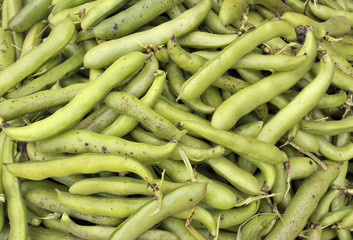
[102,146,107,153]
[114,24,118,30]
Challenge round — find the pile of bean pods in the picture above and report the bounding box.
[2,0,353,239]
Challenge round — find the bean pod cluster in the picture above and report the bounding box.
[1,0,353,239]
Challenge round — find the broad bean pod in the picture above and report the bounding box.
[84,0,212,68]
[69,176,186,196]
[2,135,28,240]
[238,214,278,240]
[256,52,334,145]
[265,161,340,240]
[104,91,209,148]
[0,83,87,120]
[301,116,353,136]
[211,28,317,130]
[108,182,207,240]
[178,20,297,101]
[36,129,178,164]
[4,153,159,193]
[7,47,85,98]
[288,157,318,180]
[92,0,184,39]
[57,190,152,218]
[1,51,148,141]
[0,27,14,70]
[7,0,51,32]
[0,17,75,98]
[157,159,238,209]
[61,213,179,240]
[80,0,130,30]
[178,120,285,165]
[25,187,124,226]
[101,69,166,137]
[28,226,82,240]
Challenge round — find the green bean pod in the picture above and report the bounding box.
[57,190,152,218]
[160,217,198,240]
[280,11,319,28]
[178,120,285,165]
[165,61,216,114]
[206,156,261,195]
[264,161,340,240]
[196,50,308,72]
[173,205,217,238]
[338,210,353,230]
[211,28,317,130]
[178,20,297,100]
[319,205,353,228]
[2,51,148,142]
[289,157,318,180]
[19,21,46,57]
[316,135,353,161]
[0,27,14,70]
[301,116,353,136]
[2,135,28,239]
[319,39,353,78]
[48,2,97,26]
[314,16,351,40]
[28,226,82,240]
[256,52,334,145]
[104,92,208,149]
[219,0,250,25]
[308,1,353,25]
[157,159,238,209]
[7,0,51,32]
[36,129,178,164]
[26,189,123,227]
[51,0,95,15]
[109,182,207,240]
[5,153,158,189]
[61,213,178,240]
[7,47,85,98]
[6,0,23,59]
[84,0,212,68]
[101,70,166,137]
[92,0,184,39]
[202,8,238,34]
[0,83,87,120]
[69,176,186,196]
[238,214,278,240]
[0,17,75,98]
[177,31,239,49]
[80,0,130,30]
[0,133,6,232]
[211,201,260,229]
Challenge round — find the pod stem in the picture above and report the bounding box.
[281,137,328,170]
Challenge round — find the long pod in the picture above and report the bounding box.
[0,18,75,97]
[2,135,28,239]
[264,161,340,240]
[1,52,148,141]
[84,0,212,68]
[92,0,184,38]
[178,20,297,101]
[57,190,152,218]
[211,28,317,130]
[177,120,285,165]
[108,182,207,240]
[36,129,178,164]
